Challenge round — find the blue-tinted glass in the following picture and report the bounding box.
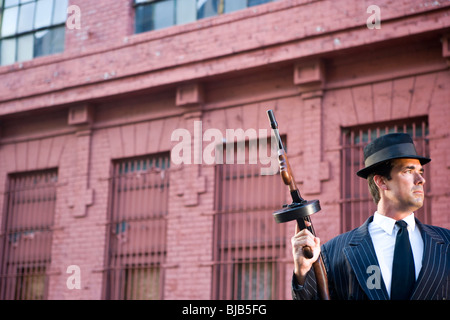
[50,25,64,53]
[34,28,50,57]
[176,0,196,25]
[135,0,175,33]
[17,2,35,33]
[17,33,33,62]
[1,6,18,36]
[34,26,64,57]
[224,0,246,13]
[197,0,218,19]
[0,37,16,65]
[34,0,53,29]
[53,0,68,24]
[248,0,272,6]
[135,4,153,33]
[4,0,19,7]
[152,0,174,30]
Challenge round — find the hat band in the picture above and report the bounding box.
[364,142,417,167]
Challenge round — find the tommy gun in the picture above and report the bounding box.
[267,109,330,300]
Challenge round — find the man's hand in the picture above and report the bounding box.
[291,221,321,285]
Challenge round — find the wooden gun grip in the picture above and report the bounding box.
[313,257,331,300]
[295,221,330,299]
[296,219,314,259]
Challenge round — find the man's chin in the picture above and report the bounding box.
[411,199,424,211]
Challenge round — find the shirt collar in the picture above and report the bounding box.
[373,211,416,235]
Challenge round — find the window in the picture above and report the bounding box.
[212,138,287,300]
[0,169,58,300]
[341,118,430,232]
[135,0,277,33]
[0,0,68,66]
[104,154,170,300]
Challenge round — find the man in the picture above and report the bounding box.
[291,133,449,300]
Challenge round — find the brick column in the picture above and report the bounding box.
[173,82,207,207]
[294,59,330,195]
[67,104,95,217]
[165,83,212,299]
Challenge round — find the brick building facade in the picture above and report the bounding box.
[0,0,449,300]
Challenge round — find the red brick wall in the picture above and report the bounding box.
[0,0,449,300]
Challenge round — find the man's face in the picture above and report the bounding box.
[383,158,426,212]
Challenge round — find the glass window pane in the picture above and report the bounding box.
[34,28,50,57]
[135,0,175,33]
[197,0,218,19]
[17,33,33,62]
[224,0,246,13]
[17,2,35,33]
[0,37,16,65]
[248,0,272,7]
[50,25,64,54]
[4,0,19,7]
[135,4,153,34]
[34,26,64,57]
[176,0,196,25]
[52,0,68,24]
[1,6,19,37]
[152,0,174,30]
[34,0,53,29]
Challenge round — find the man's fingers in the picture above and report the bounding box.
[293,227,314,240]
[292,235,317,249]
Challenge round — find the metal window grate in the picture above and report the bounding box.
[341,117,430,232]
[0,169,58,300]
[212,139,287,300]
[104,154,170,300]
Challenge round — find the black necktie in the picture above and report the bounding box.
[391,220,415,300]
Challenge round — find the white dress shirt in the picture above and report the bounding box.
[368,212,423,297]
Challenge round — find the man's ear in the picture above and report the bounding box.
[373,175,388,190]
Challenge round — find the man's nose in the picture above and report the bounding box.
[415,172,426,185]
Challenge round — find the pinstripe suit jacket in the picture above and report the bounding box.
[292,216,450,300]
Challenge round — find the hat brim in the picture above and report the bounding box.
[356,156,431,179]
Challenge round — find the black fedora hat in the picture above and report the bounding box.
[357,133,431,179]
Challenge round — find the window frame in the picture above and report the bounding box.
[103,153,170,300]
[133,0,277,34]
[0,0,68,66]
[0,168,58,300]
[211,137,288,300]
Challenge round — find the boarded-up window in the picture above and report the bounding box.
[341,118,430,232]
[104,154,170,300]
[212,138,288,300]
[0,169,58,300]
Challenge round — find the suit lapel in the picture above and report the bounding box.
[343,216,390,300]
[410,221,447,300]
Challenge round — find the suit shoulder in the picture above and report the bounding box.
[419,223,450,243]
[323,227,358,249]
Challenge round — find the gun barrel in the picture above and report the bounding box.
[267,109,278,129]
[267,110,284,150]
